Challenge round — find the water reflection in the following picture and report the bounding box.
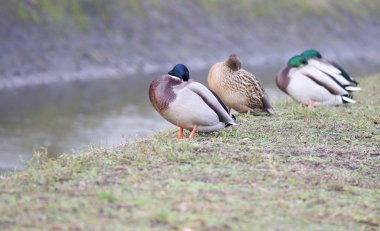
[0,74,174,170]
[0,62,377,171]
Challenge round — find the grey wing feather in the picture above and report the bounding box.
[187,81,235,124]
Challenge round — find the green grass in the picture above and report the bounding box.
[0,74,379,230]
[4,0,380,29]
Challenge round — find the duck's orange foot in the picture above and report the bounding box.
[177,127,184,141]
[189,126,198,139]
[308,100,315,109]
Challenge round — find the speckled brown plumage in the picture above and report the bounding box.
[208,54,273,114]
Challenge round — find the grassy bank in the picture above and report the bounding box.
[0,74,379,230]
[4,1,380,29]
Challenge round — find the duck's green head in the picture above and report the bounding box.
[288,55,307,68]
[168,64,189,81]
[302,49,322,60]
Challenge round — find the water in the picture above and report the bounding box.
[0,62,378,171]
[0,74,172,171]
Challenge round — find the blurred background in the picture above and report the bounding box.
[0,0,379,171]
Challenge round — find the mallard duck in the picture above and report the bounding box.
[207,54,274,115]
[149,64,237,140]
[301,49,360,90]
[276,55,356,108]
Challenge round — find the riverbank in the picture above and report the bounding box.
[0,74,379,230]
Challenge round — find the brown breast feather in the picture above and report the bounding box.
[149,75,181,112]
[276,66,291,93]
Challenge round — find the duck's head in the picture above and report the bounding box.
[226,54,242,71]
[288,55,308,68]
[168,64,190,81]
[302,49,322,60]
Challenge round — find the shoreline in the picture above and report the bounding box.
[0,52,379,91]
[0,73,379,230]
[0,65,378,172]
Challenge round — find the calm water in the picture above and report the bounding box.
[0,63,378,171]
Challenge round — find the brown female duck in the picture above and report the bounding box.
[207,54,274,115]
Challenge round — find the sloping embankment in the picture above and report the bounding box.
[0,73,379,230]
[0,1,379,88]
